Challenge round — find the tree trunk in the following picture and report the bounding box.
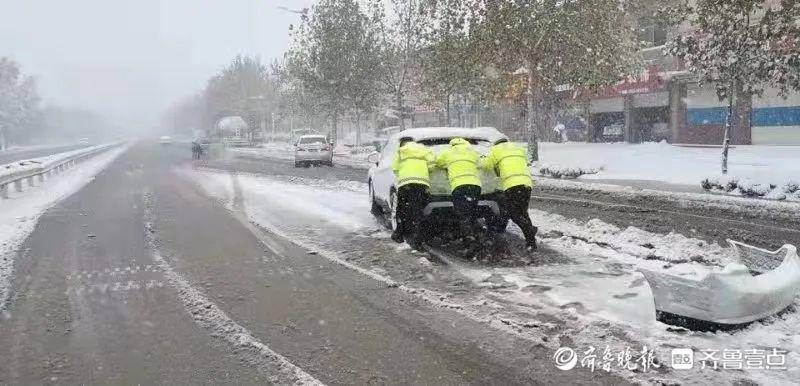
[332,114,339,145]
[396,91,406,130]
[445,95,451,126]
[356,113,362,147]
[721,92,734,174]
[526,71,539,163]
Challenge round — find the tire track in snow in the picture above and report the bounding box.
[229,193,551,347]
[142,191,324,386]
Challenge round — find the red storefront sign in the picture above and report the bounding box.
[592,65,666,98]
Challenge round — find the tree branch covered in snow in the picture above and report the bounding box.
[665,0,800,101]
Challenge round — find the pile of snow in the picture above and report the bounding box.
[535,164,600,179]
[701,175,800,201]
[529,210,731,266]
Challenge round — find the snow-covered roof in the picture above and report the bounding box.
[397,127,507,143]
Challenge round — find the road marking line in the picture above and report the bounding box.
[242,214,547,346]
[142,192,323,386]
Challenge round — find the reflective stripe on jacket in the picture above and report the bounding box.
[392,142,435,188]
[435,138,482,192]
[482,141,532,190]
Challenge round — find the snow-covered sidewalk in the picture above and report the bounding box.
[535,142,800,201]
[0,144,128,310]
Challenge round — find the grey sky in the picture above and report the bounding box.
[0,0,311,129]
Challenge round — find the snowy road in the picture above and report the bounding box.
[205,149,800,251]
[0,142,623,384]
[189,147,800,385]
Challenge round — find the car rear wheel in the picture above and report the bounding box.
[369,181,382,217]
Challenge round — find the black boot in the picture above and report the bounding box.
[525,226,538,251]
[391,231,404,243]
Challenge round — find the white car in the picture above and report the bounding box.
[367,127,508,233]
[294,135,334,167]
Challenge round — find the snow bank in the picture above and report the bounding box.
[702,175,800,201]
[0,144,128,310]
[537,142,799,187]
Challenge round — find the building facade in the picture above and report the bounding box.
[581,17,800,146]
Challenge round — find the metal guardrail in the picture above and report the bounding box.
[0,142,123,199]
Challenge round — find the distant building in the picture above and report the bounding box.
[578,15,800,145]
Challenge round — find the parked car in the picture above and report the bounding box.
[367,127,507,234]
[159,135,173,145]
[294,135,333,167]
[601,124,624,142]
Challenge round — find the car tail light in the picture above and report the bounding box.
[323,144,332,151]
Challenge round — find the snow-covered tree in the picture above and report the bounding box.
[0,58,40,150]
[666,0,800,173]
[375,0,428,129]
[469,0,642,161]
[418,0,488,126]
[204,55,277,137]
[287,0,382,142]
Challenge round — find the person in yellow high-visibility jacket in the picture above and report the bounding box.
[391,137,435,249]
[435,137,483,255]
[482,138,538,251]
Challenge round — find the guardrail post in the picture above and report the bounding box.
[26,176,34,187]
[38,173,45,183]
[0,184,7,199]
[14,180,23,192]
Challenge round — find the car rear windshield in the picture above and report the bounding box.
[418,138,490,146]
[299,136,327,145]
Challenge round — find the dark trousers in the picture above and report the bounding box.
[502,186,537,246]
[452,184,482,240]
[396,183,429,243]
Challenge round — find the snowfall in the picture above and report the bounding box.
[180,163,800,386]
[1,140,798,384]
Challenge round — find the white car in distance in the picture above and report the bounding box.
[294,135,334,167]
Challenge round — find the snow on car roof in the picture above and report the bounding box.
[396,127,507,143]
